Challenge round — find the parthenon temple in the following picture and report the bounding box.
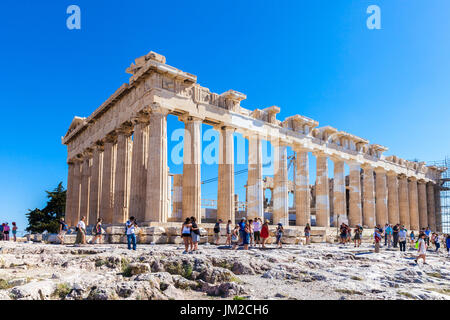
[63,51,446,238]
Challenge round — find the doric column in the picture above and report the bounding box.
[375,167,388,226]
[88,143,103,226]
[314,152,330,227]
[295,148,310,226]
[79,151,92,223]
[408,177,420,230]
[181,115,202,222]
[347,162,362,227]
[273,140,289,225]
[387,171,400,225]
[426,182,436,231]
[247,134,264,220]
[145,108,169,222]
[171,174,183,221]
[65,161,75,226]
[113,125,133,224]
[129,114,150,222]
[100,133,117,224]
[417,180,428,229]
[362,164,376,228]
[434,184,442,232]
[398,174,410,229]
[217,126,235,223]
[332,158,345,227]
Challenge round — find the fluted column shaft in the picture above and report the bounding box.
[100,135,116,224]
[129,118,149,221]
[217,126,235,223]
[418,180,428,229]
[408,178,420,230]
[146,110,169,222]
[434,184,442,232]
[65,162,75,226]
[375,168,388,226]
[387,172,400,225]
[113,129,132,224]
[348,162,362,227]
[315,153,330,227]
[79,155,91,223]
[362,165,376,228]
[171,174,183,221]
[426,183,436,231]
[273,141,289,225]
[295,150,310,226]
[181,116,202,222]
[88,145,103,225]
[398,175,410,229]
[247,134,264,220]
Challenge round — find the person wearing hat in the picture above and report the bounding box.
[276,223,284,248]
[260,219,270,248]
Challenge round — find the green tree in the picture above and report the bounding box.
[26,182,66,233]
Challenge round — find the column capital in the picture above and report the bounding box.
[116,122,134,136]
[312,150,328,158]
[213,123,236,132]
[386,170,398,177]
[131,111,151,125]
[292,143,311,153]
[417,179,427,184]
[81,148,93,159]
[329,154,345,163]
[143,102,171,116]
[104,131,118,144]
[179,114,204,124]
[374,166,386,174]
[398,173,408,179]
[408,176,418,182]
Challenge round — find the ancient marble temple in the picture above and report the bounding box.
[62,51,445,232]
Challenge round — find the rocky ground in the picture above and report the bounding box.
[0,241,448,300]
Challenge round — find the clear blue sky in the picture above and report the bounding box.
[1,0,449,230]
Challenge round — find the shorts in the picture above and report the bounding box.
[182,233,191,238]
[276,235,282,243]
[354,234,361,240]
[254,231,261,242]
[243,235,250,245]
[214,233,220,241]
[192,232,200,243]
[305,232,310,237]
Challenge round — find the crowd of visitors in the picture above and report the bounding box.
[0,222,17,241]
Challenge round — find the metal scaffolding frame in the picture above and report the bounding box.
[429,157,450,233]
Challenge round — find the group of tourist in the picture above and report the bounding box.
[0,222,18,242]
[339,223,364,247]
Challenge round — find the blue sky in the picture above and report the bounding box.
[1,0,449,230]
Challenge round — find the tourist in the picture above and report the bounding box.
[75,216,86,245]
[385,224,393,248]
[414,233,427,265]
[91,218,103,244]
[0,223,4,241]
[398,225,407,252]
[353,225,362,248]
[248,219,254,246]
[346,225,352,244]
[425,227,431,246]
[226,220,232,247]
[3,223,10,241]
[392,224,399,248]
[181,218,192,254]
[253,218,261,248]
[409,230,415,248]
[304,223,311,245]
[276,223,284,249]
[125,216,138,251]
[446,234,450,257]
[231,225,240,250]
[190,216,200,252]
[239,218,246,245]
[243,221,251,250]
[57,218,68,245]
[374,227,382,253]
[213,219,222,245]
[12,222,17,242]
[261,219,269,248]
[433,233,441,253]
[340,223,347,245]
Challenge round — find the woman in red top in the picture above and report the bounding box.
[260,220,270,248]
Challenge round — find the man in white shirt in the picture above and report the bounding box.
[75,216,86,245]
[126,216,138,250]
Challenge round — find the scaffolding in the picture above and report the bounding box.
[429,157,450,233]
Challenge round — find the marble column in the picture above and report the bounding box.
[65,161,76,226]
[217,126,235,223]
[314,152,330,227]
[100,133,117,224]
[79,152,92,223]
[129,115,150,222]
[408,177,420,231]
[273,140,289,226]
[398,174,410,229]
[426,182,436,231]
[113,126,133,224]
[181,116,202,222]
[295,149,310,226]
[417,180,428,229]
[247,134,264,220]
[387,171,400,225]
[88,143,103,226]
[348,162,362,227]
[146,109,169,222]
[434,184,442,232]
[375,167,388,226]
[362,164,376,228]
[171,174,183,221]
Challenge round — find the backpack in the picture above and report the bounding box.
[62,223,68,231]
